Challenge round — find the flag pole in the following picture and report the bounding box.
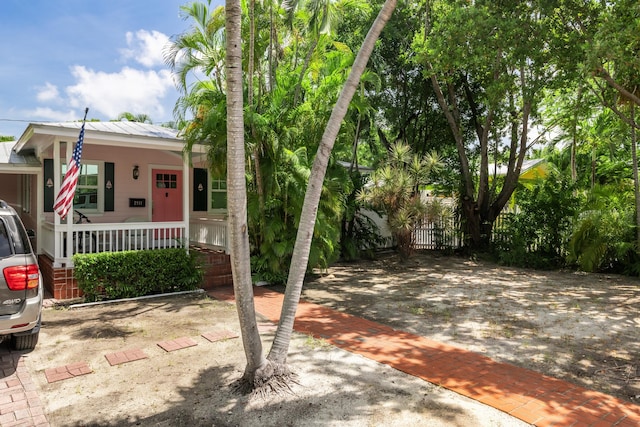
[54,108,89,220]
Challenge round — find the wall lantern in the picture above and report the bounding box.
[133,165,139,180]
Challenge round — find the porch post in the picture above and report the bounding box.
[52,139,61,266]
[183,152,190,252]
[55,139,74,267]
[35,168,43,255]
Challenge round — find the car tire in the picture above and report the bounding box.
[12,331,39,351]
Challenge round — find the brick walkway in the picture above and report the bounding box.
[209,286,640,427]
[0,326,243,426]
[0,351,49,427]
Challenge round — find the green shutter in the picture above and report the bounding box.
[104,162,114,212]
[193,168,208,211]
[44,159,54,212]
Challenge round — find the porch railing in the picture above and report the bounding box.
[189,218,228,250]
[42,219,228,267]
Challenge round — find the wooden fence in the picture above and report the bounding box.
[412,212,513,251]
[413,216,462,250]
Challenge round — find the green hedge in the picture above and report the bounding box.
[73,248,204,302]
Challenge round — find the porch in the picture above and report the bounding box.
[39,217,232,300]
[0,120,238,300]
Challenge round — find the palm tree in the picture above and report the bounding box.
[225,0,267,388]
[165,0,227,96]
[170,0,398,392]
[268,0,398,365]
[358,141,442,258]
[117,112,152,123]
[284,0,339,104]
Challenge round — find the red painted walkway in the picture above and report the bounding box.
[209,286,640,427]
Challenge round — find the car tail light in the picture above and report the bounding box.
[3,265,40,291]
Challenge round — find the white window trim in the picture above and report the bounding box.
[62,160,105,214]
[209,173,227,214]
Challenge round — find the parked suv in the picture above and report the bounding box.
[0,200,42,350]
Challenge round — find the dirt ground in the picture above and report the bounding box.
[300,251,640,404]
[21,291,527,427]
[15,251,640,425]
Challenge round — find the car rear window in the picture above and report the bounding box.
[0,216,31,256]
[0,222,11,257]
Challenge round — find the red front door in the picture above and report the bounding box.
[152,169,183,239]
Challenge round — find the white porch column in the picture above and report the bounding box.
[35,168,43,255]
[54,138,74,267]
[52,139,62,266]
[183,152,190,252]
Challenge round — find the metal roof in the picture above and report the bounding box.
[336,160,374,174]
[12,120,207,155]
[0,141,40,169]
[35,121,181,139]
[493,159,546,176]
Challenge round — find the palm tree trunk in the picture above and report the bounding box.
[294,37,319,105]
[571,86,583,183]
[631,103,640,246]
[268,0,398,364]
[225,0,266,380]
[248,0,266,228]
[248,0,255,108]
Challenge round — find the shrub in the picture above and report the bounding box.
[73,248,203,302]
[567,183,639,274]
[494,172,579,269]
[340,170,387,261]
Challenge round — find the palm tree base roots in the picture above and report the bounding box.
[233,361,300,398]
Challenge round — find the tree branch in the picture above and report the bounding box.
[428,66,475,198]
[595,66,640,107]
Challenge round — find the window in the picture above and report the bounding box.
[0,216,30,256]
[62,162,101,212]
[0,222,10,258]
[210,178,227,211]
[192,168,227,213]
[156,173,177,189]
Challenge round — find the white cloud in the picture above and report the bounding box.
[26,107,78,122]
[36,83,60,102]
[65,65,175,120]
[120,30,170,68]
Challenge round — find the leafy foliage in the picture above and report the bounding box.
[540,92,640,275]
[74,249,203,302]
[568,183,640,274]
[340,170,387,261]
[494,172,579,269]
[358,142,441,258]
[169,1,374,284]
[167,0,640,281]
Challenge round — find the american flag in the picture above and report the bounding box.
[54,113,87,219]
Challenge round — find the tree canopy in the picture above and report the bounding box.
[172,0,640,279]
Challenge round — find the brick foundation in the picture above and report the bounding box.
[191,246,233,289]
[38,254,83,300]
[38,247,233,301]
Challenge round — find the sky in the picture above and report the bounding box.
[0,0,224,139]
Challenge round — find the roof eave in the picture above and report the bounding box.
[14,123,207,154]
